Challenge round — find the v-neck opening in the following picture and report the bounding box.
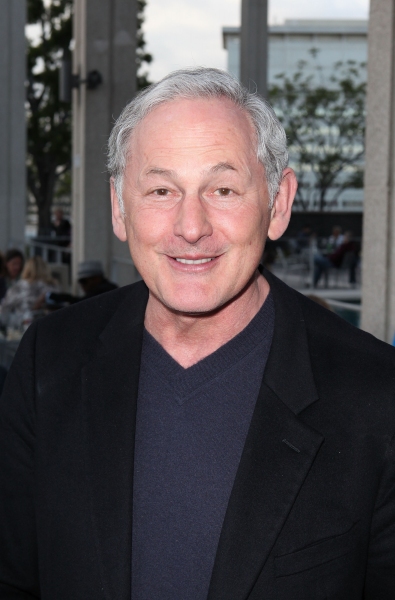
[141,293,274,402]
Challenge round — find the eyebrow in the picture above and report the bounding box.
[209,162,237,173]
[145,167,176,177]
[145,162,237,178]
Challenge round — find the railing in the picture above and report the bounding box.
[324,298,361,313]
[25,237,71,264]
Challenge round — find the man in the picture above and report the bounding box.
[51,207,71,241]
[314,230,358,286]
[0,68,394,599]
[45,260,118,308]
[76,260,118,297]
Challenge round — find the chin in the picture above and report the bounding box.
[159,289,226,316]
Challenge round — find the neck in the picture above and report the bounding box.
[144,271,270,368]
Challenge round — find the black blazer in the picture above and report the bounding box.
[1,271,395,599]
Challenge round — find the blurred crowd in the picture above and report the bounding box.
[0,249,117,336]
[0,249,118,396]
[295,224,360,287]
[263,223,361,288]
[0,252,56,332]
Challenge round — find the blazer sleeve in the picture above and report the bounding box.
[0,323,40,599]
[364,433,395,599]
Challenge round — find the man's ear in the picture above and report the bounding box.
[110,178,128,242]
[267,168,298,241]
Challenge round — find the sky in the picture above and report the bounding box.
[143,0,369,82]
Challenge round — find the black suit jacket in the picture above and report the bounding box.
[1,271,395,599]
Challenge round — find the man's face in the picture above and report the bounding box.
[112,97,277,315]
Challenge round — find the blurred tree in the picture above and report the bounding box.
[26,0,73,235]
[269,55,366,212]
[136,0,153,89]
[27,0,152,235]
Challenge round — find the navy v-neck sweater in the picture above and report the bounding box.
[132,294,274,600]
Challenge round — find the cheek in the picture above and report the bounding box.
[127,206,172,249]
[217,205,268,247]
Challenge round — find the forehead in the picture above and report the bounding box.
[128,96,258,165]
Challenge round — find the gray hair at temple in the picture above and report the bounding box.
[107,67,288,213]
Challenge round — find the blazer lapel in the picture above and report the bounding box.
[82,283,148,600]
[207,385,324,600]
[208,272,324,600]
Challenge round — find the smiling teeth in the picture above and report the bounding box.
[175,258,213,264]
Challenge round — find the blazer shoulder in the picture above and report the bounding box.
[295,292,395,420]
[266,271,395,412]
[32,280,148,354]
[299,291,395,364]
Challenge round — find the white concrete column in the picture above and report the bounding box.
[361,0,395,342]
[72,0,139,288]
[0,0,26,250]
[240,0,268,97]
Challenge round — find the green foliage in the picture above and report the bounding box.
[269,54,366,212]
[27,0,153,235]
[26,0,73,235]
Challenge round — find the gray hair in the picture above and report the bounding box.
[107,67,288,211]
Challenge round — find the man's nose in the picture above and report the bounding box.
[173,194,213,243]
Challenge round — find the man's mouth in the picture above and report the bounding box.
[174,258,214,265]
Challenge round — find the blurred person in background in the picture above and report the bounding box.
[77,260,118,297]
[0,249,24,301]
[51,207,71,241]
[314,230,358,286]
[45,260,118,309]
[295,222,313,252]
[51,208,72,265]
[0,253,6,302]
[0,256,57,330]
[327,225,344,250]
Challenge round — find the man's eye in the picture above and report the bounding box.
[215,187,233,196]
[154,188,169,196]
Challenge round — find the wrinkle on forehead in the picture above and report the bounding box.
[128,97,259,166]
[145,162,239,180]
[125,97,264,175]
[120,96,266,198]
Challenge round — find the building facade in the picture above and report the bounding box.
[223,20,368,215]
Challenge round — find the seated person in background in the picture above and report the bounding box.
[0,256,57,330]
[0,254,6,302]
[46,260,118,308]
[77,260,118,297]
[314,231,358,286]
[0,249,24,302]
